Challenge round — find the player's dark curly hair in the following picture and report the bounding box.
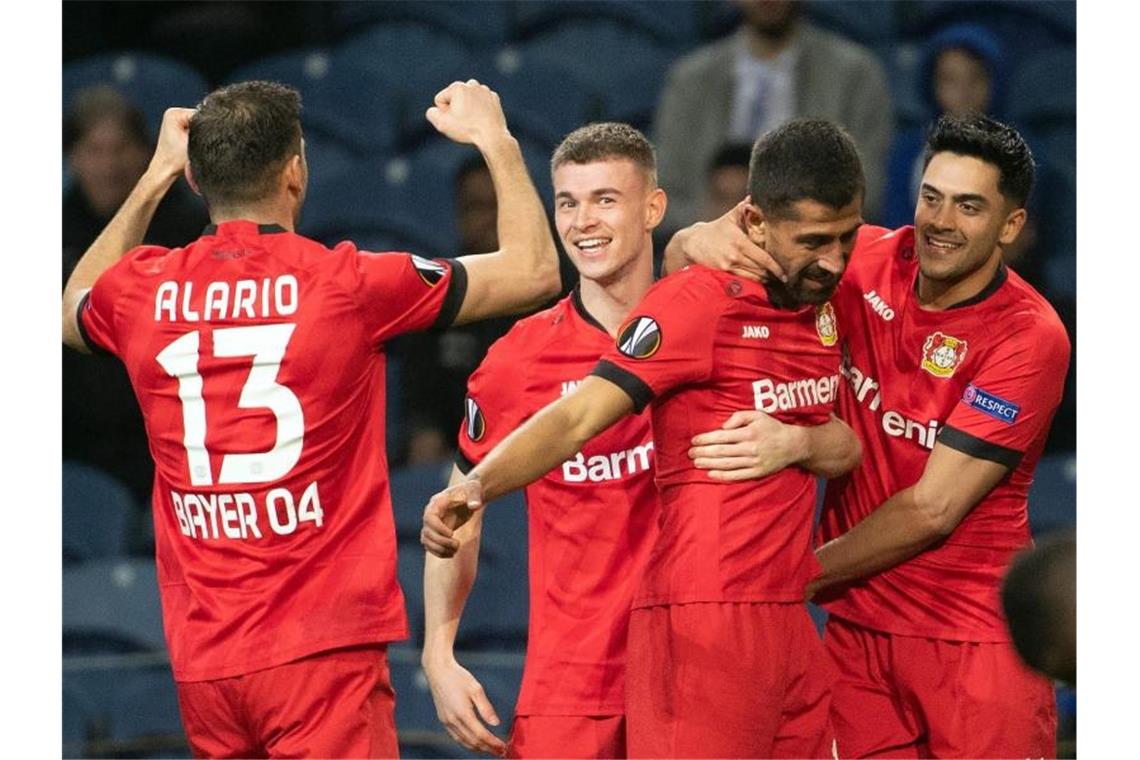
[923,113,1035,207]
[188,81,303,209]
[551,122,657,186]
[748,119,865,219]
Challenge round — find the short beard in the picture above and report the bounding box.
[763,277,836,309]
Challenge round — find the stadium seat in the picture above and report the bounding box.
[1027,454,1076,537]
[520,21,674,130]
[226,49,401,154]
[298,154,454,258]
[390,462,454,541]
[332,1,511,46]
[107,665,185,746]
[334,23,477,148]
[62,557,167,653]
[511,0,699,46]
[389,645,440,732]
[1008,47,1076,129]
[62,680,102,755]
[803,0,899,49]
[398,535,428,647]
[900,1,1074,67]
[62,461,137,564]
[455,489,530,650]
[469,49,598,149]
[63,52,210,136]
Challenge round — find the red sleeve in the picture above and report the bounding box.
[938,315,1071,468]
[455,331,532,473]
[590,268,722,412]
[339,245,468,345]
[77,245,166,356]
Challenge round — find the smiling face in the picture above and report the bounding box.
[914,151,1026,300]
[746,196,863,307]
[553,158,665,287]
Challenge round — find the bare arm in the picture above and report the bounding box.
[662,199,786,283]
[62,107,195,351]
[422,375,635,557]
[421,465,506,756]
[690,411,861,481]
[425,80,561,324]
[808,442,1009,598]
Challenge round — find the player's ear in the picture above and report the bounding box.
[284,154,304,195]
[645,187,667,231]
[184,164,201,196]
[998,206,1028,247]
[743,202,766,245]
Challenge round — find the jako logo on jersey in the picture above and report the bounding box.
[863,289,896,321]
[562,442,654,483]
[464,397,485,442]
[617,317,661,359]
[921,332,968,378]
[816,303,838,346]
[962,384,1020,424]
[742,324,770,339]
[412,255,447,286]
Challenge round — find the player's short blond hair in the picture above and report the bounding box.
[551,122,657,187]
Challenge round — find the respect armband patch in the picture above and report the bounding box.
[961,384,1021,424]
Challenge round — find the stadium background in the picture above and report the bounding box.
[61,1,1076,757]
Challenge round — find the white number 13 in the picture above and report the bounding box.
[156,324,304,486]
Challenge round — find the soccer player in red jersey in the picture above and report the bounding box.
[677,114,1069,758]
[422,119,866,759]
[60,80,561,758]
[422,123,664,759]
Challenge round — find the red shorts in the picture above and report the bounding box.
[507,714,625,758]
[625,602,835,759]
[175,644,398,758]
[825,616,1057,758]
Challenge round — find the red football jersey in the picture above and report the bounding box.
[79,220,467,681]
[819,225,1071,641]
[458,291,658,716]
[592,266,842,608]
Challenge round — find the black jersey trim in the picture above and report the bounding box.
[914,262,1008,310]
[75,291,113,356]
[591,360,654,413]
[937,424,1023,468]
[430,259,469,332]
[571,286,610,336]
[455,450,477,475]
[201,223,287,236]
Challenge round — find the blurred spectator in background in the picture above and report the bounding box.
[395,156,517,466]
[882,23,1007,229]
[701,142,753,222]
[63,86,208,511]
[1002,531,1076,686]
[653,0,892,233]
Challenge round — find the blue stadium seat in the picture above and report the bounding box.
[1027,453,1076,537]
[469,49,597,148]
[466,654,525,725]
[62,461,137,564]
[334,24,477,147]
[803,0,899,49]
[511,0,699,46]
[520,21,674,130]
[902,2,1074,67]
[455,489,529,650]
[391,462,455,541]
[398,535,428,647]
[62,680,101,753]
[63,52,209,136]
[1008,47,1076,129]
[298,154,455,258]
[108,666,185,744]
[226,49,401,154]
[333,1,511,46]
[62,558,167,653]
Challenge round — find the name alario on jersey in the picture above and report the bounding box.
[842,354,941,451]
